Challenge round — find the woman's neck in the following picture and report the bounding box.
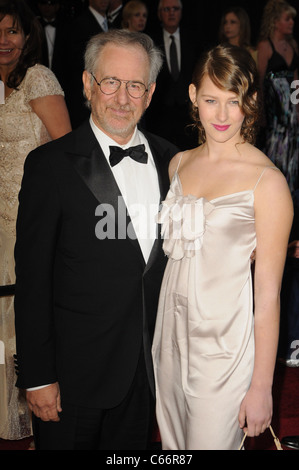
[0,64,14,85]
[0,65,16,99]
[272,29,289,44]
[229,36,240,47]
[203,135,245,161]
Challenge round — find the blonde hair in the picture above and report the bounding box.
[259,0,297,41]
[121,1,147,29]
[190,44,260,144]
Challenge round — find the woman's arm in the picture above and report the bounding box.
[29,94,72,139]
[238,168,293,437]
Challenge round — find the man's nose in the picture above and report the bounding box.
[114,82,131,103]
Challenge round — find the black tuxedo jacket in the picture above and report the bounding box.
[38,14,68,88]
[145,27,200,149]
[150,27,199,108]
[14,120,178,409]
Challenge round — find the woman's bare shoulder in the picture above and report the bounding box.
[250,148,292,202]
[243,143,276,168]
[168,148,196,179]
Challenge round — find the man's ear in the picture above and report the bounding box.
[145,82,156,109]
[82,71,92,102]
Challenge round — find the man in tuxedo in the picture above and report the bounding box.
[14,29,178,450]
[146,0,200,150]
[36,0,67,86]
[63,0,110,128]
[107,0,124,28]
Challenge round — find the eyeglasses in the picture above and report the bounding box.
[91,74,148,99]
[161,6,181,13]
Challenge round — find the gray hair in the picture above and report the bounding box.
[158,0,183,11]
[84,29,163,85]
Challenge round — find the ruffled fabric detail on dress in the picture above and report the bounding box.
[157,174,215,260]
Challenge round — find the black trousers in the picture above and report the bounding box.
[32,352,155,450]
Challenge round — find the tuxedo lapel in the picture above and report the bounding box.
[69,144,120,211]
[66,122,144,262]
[141,130,170,274]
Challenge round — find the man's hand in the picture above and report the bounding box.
[26,382,62,422]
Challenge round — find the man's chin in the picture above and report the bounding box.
[102,122,137,142]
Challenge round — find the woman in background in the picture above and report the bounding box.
[218,6,257,61]
[121,0,148,33]
[257,0,299,193]
[0,0,71,440]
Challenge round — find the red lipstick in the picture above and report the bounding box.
[212,124,230,131]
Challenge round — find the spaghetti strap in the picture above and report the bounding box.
[268,38,275,52]
[253,166,278,192]
[176,152,185,173]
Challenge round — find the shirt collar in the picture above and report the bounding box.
[108,5,122,21]
[89,6,107,27]
[163,27,180,41]
[89,116,140,161]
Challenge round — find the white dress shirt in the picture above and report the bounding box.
[90,117,161,262]
[43,19,56,69]
[89,6,108,31]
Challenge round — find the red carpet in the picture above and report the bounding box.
[0,362,298,451]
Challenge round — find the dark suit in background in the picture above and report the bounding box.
[145,0,200,150]
[63,3,109,127]
[146,27,199,150]
[36,0,69,87]
[107,0,124,28]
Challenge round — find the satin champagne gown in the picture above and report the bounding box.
[152,156,277,450]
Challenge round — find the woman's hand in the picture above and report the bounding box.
[238,386,273,437]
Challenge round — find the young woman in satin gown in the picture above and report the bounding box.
[152,44,293,450]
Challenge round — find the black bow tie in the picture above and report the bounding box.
[109,144,148,167]
[40,18,57,28]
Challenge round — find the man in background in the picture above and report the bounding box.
[63,0,110,127]
[146,0,200,149]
